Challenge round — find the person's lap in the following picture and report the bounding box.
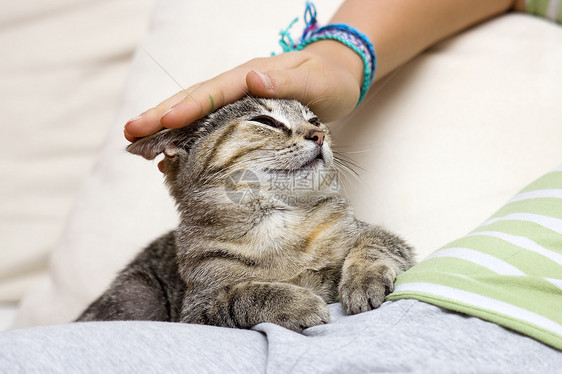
[0,300,558,374]
[3,165,562,372]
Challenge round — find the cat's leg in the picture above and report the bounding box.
[181,281,330,332]
[76,269,171,322]
[339,224,415,315]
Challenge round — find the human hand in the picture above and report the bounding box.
[124,40,363,142]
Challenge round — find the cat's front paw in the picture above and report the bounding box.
[339,262,396,315]
[210,281,330,332]
[262,283,330,332]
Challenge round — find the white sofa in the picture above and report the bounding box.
[2,0,561,331]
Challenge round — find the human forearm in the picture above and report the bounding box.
[124,0,525,140]
[329,0,523,82]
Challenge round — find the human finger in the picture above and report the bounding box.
[154,54,307,130]
[159,70,250,129]
[124,89,197,141]
[247,64,359,123]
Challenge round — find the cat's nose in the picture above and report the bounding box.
[305,130,325,146]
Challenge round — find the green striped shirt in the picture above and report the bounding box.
[526,0,562,23]
[387,166,562,351]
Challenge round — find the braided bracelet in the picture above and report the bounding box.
[278,1,376,105]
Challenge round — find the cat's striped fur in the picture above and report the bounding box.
[76,97,415,331]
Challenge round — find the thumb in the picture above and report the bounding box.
[246,68,357,123]
[246,69,312,102]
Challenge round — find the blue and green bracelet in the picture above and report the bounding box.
[278,1,376,105]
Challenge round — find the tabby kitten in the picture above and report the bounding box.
[76,97,415,331]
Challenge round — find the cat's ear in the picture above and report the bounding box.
[126,128,193,160]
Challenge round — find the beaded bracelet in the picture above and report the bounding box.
[278,1,377,105]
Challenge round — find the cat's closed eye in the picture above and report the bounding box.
[250,115,290,134]
[308,117,321,127]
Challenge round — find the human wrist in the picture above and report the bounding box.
[277,3,376,104]
[303,40,364,96]
[300,23,376,104]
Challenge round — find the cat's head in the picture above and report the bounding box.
[127,97,337,205]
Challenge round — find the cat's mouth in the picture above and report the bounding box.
[262,147,326,173]
[300,149,324,169]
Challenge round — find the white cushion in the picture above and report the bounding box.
[0,0,154,302]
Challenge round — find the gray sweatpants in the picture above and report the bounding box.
[0,300,559,373]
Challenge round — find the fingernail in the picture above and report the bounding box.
[254,70,274,91]
[123,128,139,143]
[126,114,142,125]
[162,106,175,118]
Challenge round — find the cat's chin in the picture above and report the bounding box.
[299,157,325,171]
[262,154,328,174]
[265,160,326,174]
[298,148,326,170]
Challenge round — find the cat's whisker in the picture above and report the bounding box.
[304,95,342,111]
[332,149,371,155]
[199,157,269,185]
[332,143,374,152]
[333,166,359,202]
[333,158,358,181]
[336,165,360,188]
[333,164,359,184]
[199,152,282,186]
[333,156,365,191]
[332,153,365,174]
[331,162,352,200]
[334,160,364,177]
